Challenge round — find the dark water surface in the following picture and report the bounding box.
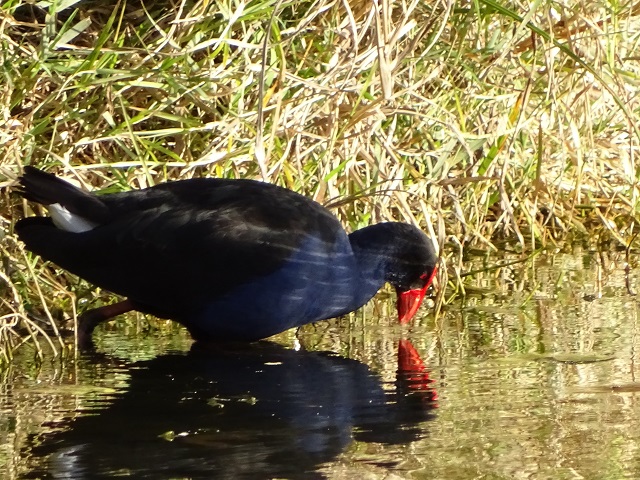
[3,246,640,479]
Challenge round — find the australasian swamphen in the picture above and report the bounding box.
[14,166,438,343]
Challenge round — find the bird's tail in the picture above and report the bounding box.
[15,166,109,231]
[17,166,89,205]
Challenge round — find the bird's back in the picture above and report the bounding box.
[16,176,349,326]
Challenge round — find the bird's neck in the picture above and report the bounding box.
[347,225,396,306]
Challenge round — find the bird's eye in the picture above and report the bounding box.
[420,266,438,289]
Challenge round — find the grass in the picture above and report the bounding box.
[1,0,640,361]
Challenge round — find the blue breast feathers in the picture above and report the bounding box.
[189,234,386,340]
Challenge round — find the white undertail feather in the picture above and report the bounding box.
[48,203,98,233]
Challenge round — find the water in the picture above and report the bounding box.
[3,245,640,479]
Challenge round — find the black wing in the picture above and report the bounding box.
[16,177,342,318]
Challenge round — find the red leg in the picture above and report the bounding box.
[77,299,134,348]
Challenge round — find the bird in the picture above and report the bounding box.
[14,166,438,344]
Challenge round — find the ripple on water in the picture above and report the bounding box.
[3,248,640,479]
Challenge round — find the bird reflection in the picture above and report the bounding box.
[25,340,437,479]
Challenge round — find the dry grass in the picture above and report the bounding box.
[0,0,640,360]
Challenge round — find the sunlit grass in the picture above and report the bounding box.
[1,0,640,361]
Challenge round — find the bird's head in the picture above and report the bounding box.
[383,224,438,324]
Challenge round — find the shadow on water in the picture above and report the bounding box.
[22,341,437,479]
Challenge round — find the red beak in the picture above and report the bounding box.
[396,266,438,324]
